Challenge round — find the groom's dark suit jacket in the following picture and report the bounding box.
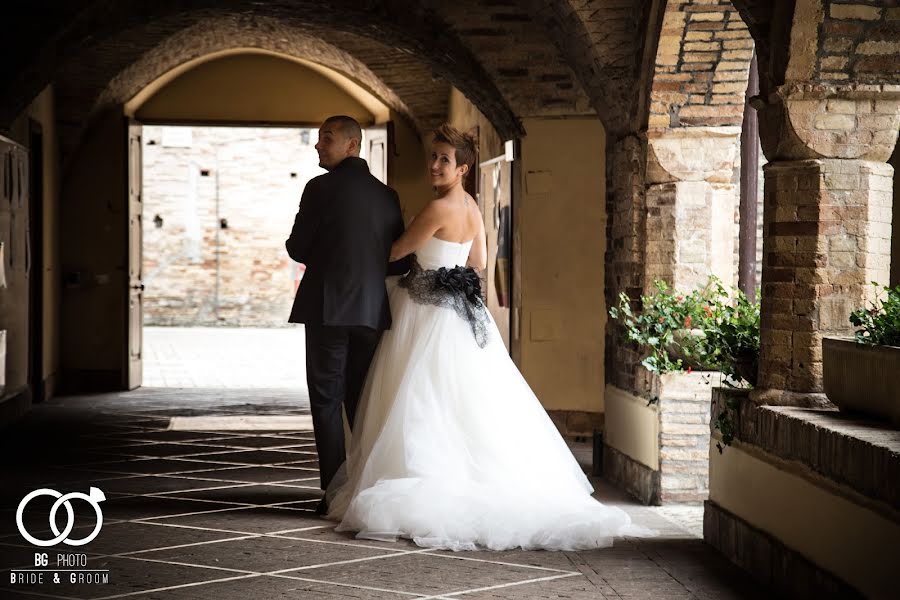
[286,156,409,330]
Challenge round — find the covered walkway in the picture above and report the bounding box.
[1,386,764,599]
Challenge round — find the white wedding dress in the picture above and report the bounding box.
[325,236,650,551]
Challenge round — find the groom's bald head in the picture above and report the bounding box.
[316,116,363,169]
[323,116,362,149]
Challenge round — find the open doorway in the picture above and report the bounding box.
[137,124,385,388]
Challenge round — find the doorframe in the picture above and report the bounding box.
[28,119,44,403]
[121,120,343,388]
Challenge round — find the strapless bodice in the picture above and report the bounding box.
[415,236,474,270]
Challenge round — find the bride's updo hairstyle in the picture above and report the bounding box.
[432,124,477,181]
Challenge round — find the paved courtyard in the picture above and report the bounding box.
[0,328,768,599]
[143,327,307,389]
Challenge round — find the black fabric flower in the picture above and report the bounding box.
[434,266,483,307]
[399,257,490,348]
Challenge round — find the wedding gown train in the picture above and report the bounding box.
[325,236,652,551]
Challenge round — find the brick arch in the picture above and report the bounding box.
[648,1,755,132]
[526,0,658,139]
[432,0,594,120]
[1,0,521,139]
[94,17,435,130]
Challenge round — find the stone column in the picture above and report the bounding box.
[754,84,900,403]
[646,127,741,292]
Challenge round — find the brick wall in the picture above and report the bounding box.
[819,2,900,83]
[605,135,648,392]
[651,0,753,130]
[142,125,321,327]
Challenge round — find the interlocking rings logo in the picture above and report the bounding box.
[16,487,106,547]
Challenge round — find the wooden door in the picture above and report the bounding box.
[364,124,390,185]
[126,121,143,389]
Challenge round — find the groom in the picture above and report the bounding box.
[286,115,409,513]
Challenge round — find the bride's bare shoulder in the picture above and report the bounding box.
[421,197,454,216]
[408,198,450,226]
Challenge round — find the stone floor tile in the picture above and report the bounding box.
[100,496,245,522]
[68,521,249,556]
[185,449,318,465]
[84,458,255,476]
[126,574,419,599]
[288,552,568,596]
[156,483,320,505]
[131,534,401,573]
[77,475,240,496]
[178,465,320,484]
[148,505,325,534]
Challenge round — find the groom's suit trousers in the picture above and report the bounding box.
[305,323,382,490]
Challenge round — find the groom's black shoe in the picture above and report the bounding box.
[314,498,328,516]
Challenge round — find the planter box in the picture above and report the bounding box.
[605,371,717,505]
[822,337,900,425]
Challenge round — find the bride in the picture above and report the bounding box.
[324,124,650,551]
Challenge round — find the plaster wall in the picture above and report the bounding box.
[709,439,900,599]
[133,52,379,126]
[604,385,660,470]
[517,118,606,413]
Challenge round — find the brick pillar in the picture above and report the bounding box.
[646,127,741,292]
[754,85,900,404]
[605,134,649,392]
[759,159,892,393]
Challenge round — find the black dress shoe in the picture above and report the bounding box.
[314,498,328,516]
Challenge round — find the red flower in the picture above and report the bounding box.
[684,315,692,328]
[677,295,683,301]
[703,305,712,317]
[658,317,664,323]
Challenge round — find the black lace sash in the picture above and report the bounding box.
[398,257,490,348]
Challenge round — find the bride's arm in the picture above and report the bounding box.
[467,218,488,271]
[390,203,444,261]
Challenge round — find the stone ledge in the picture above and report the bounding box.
[704,499,864,599]
[712,388,900,513]
[602,444,660,505]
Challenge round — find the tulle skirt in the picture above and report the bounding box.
[325,279,652,551]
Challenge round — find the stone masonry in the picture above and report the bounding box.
[142,125,321,327]
[818,1,900,85]
[650,0,754,131]
[605,135,648,393]
[645,126,741,292]
[606,0,758,394]
[644,371,716,504]
[755,86,900,398]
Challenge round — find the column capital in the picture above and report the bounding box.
[754,82,900,163]
[646,126,742,184]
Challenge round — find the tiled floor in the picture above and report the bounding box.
[0,388,769,599]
